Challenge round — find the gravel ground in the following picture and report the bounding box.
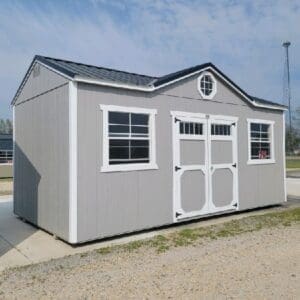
[0,224,299,299]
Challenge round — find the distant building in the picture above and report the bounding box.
[0,134,13,164]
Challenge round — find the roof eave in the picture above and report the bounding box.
[74,75,155,92]
[11,56,286,112]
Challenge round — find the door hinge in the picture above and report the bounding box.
[175,166,182,171]
[233,203,238,208]
[232,163,237,168]
[174,117,180,123]
[231,122,236,126]
[176,212,182,218]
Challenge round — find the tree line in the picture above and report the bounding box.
[0,119,13,134]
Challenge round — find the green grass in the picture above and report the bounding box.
[93,207,300,257]
[0,177,13,182]
[286,158,300,169]
[0,191,12,196]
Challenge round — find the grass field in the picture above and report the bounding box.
[286,157,300,169]
[0,177,13,182]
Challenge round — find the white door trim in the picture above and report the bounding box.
[172,111,239,221]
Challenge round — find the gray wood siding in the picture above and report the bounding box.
[76,73,284,243]
[15,63,68,105]
[14,83,70,240]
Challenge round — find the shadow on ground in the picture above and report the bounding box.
[0,198,37,258]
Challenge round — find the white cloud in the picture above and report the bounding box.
[0,0,299,118]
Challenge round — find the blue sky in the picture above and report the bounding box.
[0,0,299,119]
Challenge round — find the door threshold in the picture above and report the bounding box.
[176,208,237,222]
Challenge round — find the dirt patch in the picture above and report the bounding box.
[0,178,12,195]
[0,209,299,299]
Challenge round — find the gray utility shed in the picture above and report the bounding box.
[12,55,287,244]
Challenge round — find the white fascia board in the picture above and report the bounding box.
[69,81,78,243]
[75,76,155,92]
[252,101,287,111]
[282,113,287,202]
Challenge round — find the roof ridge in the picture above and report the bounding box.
[36,55,157,79]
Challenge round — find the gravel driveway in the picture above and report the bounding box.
[0,223,299,299]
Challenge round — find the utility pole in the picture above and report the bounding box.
[283,41,292,131]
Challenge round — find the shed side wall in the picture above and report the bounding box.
[15,62,69,105]
[14,71,70,240]
[76,74,284,242]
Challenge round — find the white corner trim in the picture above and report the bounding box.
[283,113,287,202]
[100,104,158,173]
[69,81,78,243]
[12,106,15,196]
[197,71,217,100]
[247,118,275,165]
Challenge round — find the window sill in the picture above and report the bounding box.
[247,159,275,165]
[101,163,158,173]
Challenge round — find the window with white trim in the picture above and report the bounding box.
[101,105,157,172]
[109,112,149,164]
[248,120,274,163]
[197,72,217,99]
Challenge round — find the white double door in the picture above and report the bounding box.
[172,112,239,220]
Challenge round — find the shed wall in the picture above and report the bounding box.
[14,73,70,240]
[76,74,285,242]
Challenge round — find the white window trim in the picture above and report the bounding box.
[100,104,158,172]
[247,118,275,165]
[197,71,217,100]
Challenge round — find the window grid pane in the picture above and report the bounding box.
[211,124,231,136]
[200,75,214,96]
[179,121,203,135]
[108,111,150,165]
[250,123,271,160]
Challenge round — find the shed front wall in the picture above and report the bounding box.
[14,67,70,240]
[76,74,284,243]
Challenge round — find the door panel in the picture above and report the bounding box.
[212,168,233,207]
[211,141,233,164]
[180,140,205,165]
[181,170,206,212]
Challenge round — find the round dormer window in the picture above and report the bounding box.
[197,72,217,99]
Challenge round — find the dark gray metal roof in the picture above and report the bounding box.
[36,56,157,87]
[12,55,286,110]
